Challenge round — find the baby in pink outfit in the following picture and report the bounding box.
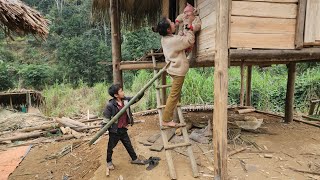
[175,3,201,54]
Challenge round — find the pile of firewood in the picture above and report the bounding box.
[0,117,102,145]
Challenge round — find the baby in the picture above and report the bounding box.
[175,3,201,36]
[175,3,201,54]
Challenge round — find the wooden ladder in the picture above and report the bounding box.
[151,51,199,179]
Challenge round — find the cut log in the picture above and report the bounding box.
[18,123,60,132]
[236,108,256,114]
[61,117,88,127]
[0,129,58,142]
[71,129,84,139]
[79,118,103,123]
[60,127,68,135]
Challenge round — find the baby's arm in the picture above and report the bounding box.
[191,16,201,32]
[175,13,184,26]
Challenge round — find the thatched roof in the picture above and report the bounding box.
[92,0,161,29]
[0,0,49,40]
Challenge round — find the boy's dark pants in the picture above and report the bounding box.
[106,128,137,163]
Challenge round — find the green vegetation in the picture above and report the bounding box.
[0,0,319,117]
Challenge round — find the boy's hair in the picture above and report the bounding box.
[108,84,122,98]
[152,17,170,36]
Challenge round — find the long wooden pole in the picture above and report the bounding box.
[89,64,169,145]
[284,63,296,123]
[245,65,252,106]
[213,0,230,179]
[110,0,123,86]
[240,62,245,106]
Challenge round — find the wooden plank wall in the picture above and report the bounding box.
[304,0,320,44]
[196,0,216,62]
[230,0,298,49]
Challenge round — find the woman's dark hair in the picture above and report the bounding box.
[152,17,170,36]
[108,84,122,98]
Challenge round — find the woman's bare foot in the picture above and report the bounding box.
[162,121,178,127]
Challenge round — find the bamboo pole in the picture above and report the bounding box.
[89,64,169,145]
[285,63,296,123]
[213,0,230,179]
[110,0,123,86]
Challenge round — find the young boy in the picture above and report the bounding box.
[102,84,145,171]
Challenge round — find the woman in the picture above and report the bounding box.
[154,17,195,127]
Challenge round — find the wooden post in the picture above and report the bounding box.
[179,0,187,14]
[245,65,252,106]
[110,0,123,86]
[162,0,169,17]
[285,63,296,123]
[295,0,307,49]
[240,62,245,106]
[9,95,13,109]
[213,0,230,179]
[28,93,32,107]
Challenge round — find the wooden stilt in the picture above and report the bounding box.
[285,63,296,123]
[214,0,230,179]
[9,95,13,109]
[110,0,123,86]
[240,62,245,106]
[245,65,252,106]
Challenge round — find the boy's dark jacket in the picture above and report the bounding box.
[102,94,143,133]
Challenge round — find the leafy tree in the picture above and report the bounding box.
[57,34,112,86]
[0,63,14,91]
[122,28,161,60]
[18,64,57,90]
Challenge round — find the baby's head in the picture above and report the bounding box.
[183,3,196,17]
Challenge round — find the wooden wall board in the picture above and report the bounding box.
[199,0,215,19]
[304,0,320,43]
[231,1,297,19]
[230,32,295,49]
[201,12,216,29]
[231,16,296,34]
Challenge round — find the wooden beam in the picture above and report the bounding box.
[245,65,252,106]
[162,0,169,17]
[213,0,230,179]
[295,0,307,49]
[240,62,245,106]
[284,62,296,123]
[110,0,123,86]
[229,48,320,61]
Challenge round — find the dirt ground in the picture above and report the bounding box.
[7,111,320,180]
